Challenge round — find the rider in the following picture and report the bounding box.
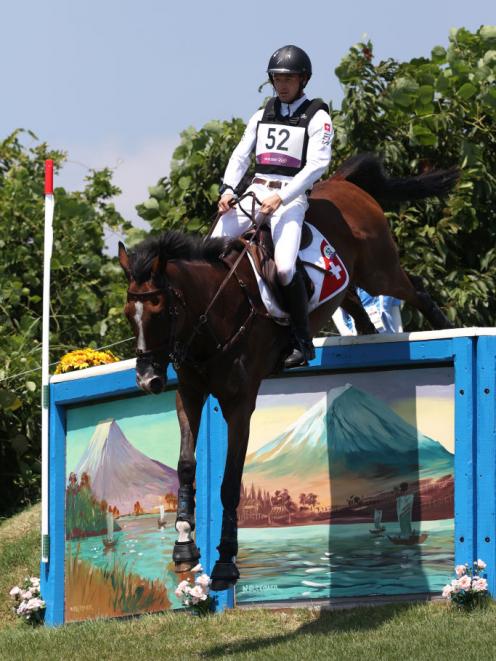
[213,45,334,367]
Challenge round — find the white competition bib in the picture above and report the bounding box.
[255,123,306,169]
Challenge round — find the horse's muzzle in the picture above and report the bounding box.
[135,352,168,394]
[136,372,167,394]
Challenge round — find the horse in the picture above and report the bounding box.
[118,153,458,591]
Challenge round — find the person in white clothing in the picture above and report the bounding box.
[214,45,334,367]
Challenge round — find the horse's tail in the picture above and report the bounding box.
[332,153,459,204]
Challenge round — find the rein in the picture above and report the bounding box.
[128,192,268,373]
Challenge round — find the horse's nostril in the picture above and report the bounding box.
[149,376,164,394]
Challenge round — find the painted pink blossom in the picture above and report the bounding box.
[476,559,487,570]
[455,565,467,577]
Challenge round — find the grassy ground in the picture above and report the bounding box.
[1,506,496,660]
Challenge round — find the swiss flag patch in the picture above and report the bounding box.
[319,240,348,301]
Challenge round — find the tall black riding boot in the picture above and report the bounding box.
[281,272,315,369]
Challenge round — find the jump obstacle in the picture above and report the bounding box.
[40,329,496,625]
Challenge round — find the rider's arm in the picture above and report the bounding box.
[278,109,334,205]
[221,109,263,192]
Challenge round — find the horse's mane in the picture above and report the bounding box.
[128,231,232,283]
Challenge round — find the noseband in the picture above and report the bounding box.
[127,284,185,370]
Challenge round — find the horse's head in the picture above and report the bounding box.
[119,241,176,394]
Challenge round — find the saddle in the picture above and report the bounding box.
[237,223,315,312]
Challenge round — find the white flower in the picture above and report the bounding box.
[451,579,462,593]
[189,585,205,600]
[455,565,466,577]
[9,586,21,598]
[475,559,487,570]
[16,602,27,615]
[26,598,45,612]
[30,577,40,586]
[472,578,488,592]
[442,584,453,599]
[196,573,211,588]
[191,563,203,573]
[21,590,33,600]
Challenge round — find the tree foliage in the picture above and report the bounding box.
[331,26,496,328]
[0,131,131,515]
[135,119,247,237]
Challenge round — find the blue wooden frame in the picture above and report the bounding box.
[42,331,494,625]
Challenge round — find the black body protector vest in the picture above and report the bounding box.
[255,97,328,177]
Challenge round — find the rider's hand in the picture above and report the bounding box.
[260,193,282,216]
[218,193,235,214]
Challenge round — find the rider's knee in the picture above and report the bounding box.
[277,265,296,286]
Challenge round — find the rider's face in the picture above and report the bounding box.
[272,73,305,104]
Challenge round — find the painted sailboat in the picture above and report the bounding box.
[103,511,118,549]
[369,509,386,536]
[387,494,428,545]
[158,504,167,529]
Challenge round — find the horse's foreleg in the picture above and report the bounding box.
[211,400,255,591]
[173,386,205,572]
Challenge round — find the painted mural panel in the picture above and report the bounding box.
[64,391,183,622]
[236,367,454,604]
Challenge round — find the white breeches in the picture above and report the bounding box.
[212,182,308,285]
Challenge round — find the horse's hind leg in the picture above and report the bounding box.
[375,269,453,330]
[173,386,205,572]
[340,287,378,335]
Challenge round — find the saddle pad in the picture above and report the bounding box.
[247,223,349,323]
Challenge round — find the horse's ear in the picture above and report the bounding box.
[118,242,131,281]
[150,256,161,276]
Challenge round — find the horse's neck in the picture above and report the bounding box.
[166,260,227,312]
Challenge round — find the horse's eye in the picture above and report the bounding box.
[150,296,160,306]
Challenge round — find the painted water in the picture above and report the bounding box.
[236,519,454,603]
[68,514,454,607]
[67,513,183,609]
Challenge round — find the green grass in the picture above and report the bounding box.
[2,507,496,660]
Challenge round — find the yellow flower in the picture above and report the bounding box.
[54,348,119,374]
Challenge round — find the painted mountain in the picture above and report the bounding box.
[243,384,453,505]
[73,419,178,515]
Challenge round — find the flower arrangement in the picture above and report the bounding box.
[442,559,490,611]
[9,577,46,625]
[55,348,119,374]
[175,565,214,616]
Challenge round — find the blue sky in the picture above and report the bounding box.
[1,1,493,248]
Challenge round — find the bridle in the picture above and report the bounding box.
[127,192,270,374]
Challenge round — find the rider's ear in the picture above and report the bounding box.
[118,242,131,281]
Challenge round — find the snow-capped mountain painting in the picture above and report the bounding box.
[243,383,453,503]
[74,418,178,515]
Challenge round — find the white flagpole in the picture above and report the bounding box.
[41,160,54,564]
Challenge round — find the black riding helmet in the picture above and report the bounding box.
[267,45,312,85]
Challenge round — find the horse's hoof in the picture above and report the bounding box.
[210,561,240,591]
[172,540,200,571]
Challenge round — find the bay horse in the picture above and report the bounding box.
[118,154,458,591]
